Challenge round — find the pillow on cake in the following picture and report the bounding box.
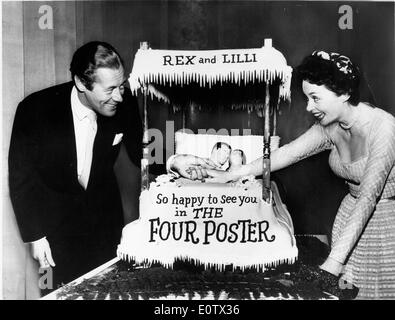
[175,131,271,163]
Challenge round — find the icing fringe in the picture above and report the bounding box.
[117,248,298,273]
[130,70,291,102]
[129,47,293,105]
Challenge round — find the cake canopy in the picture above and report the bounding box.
[134,39,292,203]
[128,39,292,110]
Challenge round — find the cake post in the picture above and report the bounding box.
[262,83,271,202]
[262,38,273,202]
[273,96,278,136]
[182,104,187,131]
[140,41,150,191]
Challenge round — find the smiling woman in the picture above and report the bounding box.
[299,51,361,128]
[303,81,353,127]
[206,50,395,299]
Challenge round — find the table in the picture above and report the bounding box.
[41,235,336,300]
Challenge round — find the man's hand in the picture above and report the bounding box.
[31,237,56,268]
[171,154,219,180]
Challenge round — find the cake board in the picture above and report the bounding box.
[41,236,336,300]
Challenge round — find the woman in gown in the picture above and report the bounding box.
[203,51,395,299]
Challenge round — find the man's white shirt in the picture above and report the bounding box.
[71,86,97,189]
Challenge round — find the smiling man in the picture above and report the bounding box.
[8,42,145,294]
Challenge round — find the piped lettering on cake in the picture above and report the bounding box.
[118,183,298,271]
[149,217,275,245]
[148,192,275,245]
[162,52,257,66]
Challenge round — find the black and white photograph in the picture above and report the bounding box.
[2,0,395,304]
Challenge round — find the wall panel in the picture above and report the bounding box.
[81,1,103,44]
[2,1,33,300]
[53,1,77,84]
[23,1,56,96]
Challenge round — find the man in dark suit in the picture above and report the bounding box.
[8,42,145,292]
[9,41,217,294]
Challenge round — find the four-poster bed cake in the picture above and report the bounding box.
[118,39,297,271]
[44,40,336,300]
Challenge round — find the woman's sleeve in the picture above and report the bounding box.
[329,117,395,264]
[270,123,333,172]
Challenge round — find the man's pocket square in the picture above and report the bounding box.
[112,133,123,146]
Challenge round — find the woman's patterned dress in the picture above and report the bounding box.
[275,107,395,299]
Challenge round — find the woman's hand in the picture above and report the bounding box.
[204,168,240,183]
[320,257,343,277]
[171,154,219,180]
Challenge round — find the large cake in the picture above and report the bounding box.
[118,39,297,272]
[117,175,298,271]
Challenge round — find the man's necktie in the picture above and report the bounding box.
[79,112,97,189]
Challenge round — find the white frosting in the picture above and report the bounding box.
[128,46,292,102]
[118,178,298,271]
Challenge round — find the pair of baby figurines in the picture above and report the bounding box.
[210,142,246,172]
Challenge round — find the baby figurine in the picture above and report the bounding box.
[210,142,232,170]
[228,149,246,172]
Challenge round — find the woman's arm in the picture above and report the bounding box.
[208,124,333,182]
[329,117,395,265]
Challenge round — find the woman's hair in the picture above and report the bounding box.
[70,41,124,90]
[296,51,361,105]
